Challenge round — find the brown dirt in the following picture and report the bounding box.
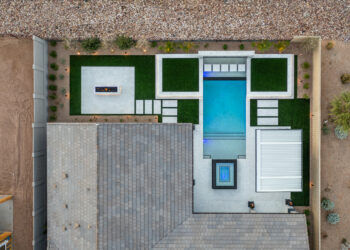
[321,40,350,250]
[0,37,33,249]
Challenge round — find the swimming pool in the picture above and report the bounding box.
[203,80,246,159]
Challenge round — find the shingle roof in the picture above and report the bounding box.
[47,123,309,250]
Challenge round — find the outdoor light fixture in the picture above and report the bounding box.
[143,49,147,53]
[248,201,255,209]
[285,199,294,206]
[76,51,81,55]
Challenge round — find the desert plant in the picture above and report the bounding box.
[342,238,348,244]
[120,119,124,122]
[49,40,57,47]
[303,93,309,99]
[49,51,57,58]
[158,41,176,53]
[59,74,64,80]
[81,37,101,52]
[60,58,66,65]
[303,83,309,89]
[204,43,209,48]
[302,37,318,52]
[335,126,349,140]
[222,44,228,50]
[304,73,310,79]
[114,35,136,50]
[49,93,57,100]
[304,209,310,216]
[274,40,290,53]
[180,42,196,52]
[327,213,340,224]
[321,199,335,211]
[48,74,56,81]
[322,123,330,135]
[49,105,57,112]
[150,41,158,48]
[330,92,350,132]
[306,220,311,226]
[60,88,66,95]
[135,38,149,50]
[49,115,56,122]
[239,44,244,50]
[59,103,64,109]
[326,42,334,50]
[48,84,57,91]
[50,63,59,71]
[252,40,272,52]
[341,74,350,84]
[302,62,310,69]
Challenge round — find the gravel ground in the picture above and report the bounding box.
[0,0,349,41]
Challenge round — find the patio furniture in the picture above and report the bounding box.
[95,86,122,95]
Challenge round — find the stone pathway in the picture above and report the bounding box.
[257,100,279,126]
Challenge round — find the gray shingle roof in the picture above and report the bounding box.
[47,123,309,250]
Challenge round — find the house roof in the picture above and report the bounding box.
[47,123,309,250]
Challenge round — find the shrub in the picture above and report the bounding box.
[302,62,310,69]
[49,93,57,100]
[335,125,348,140]
[274,40,290,53]
[81,37,101,52]
[321,199,335,211]
[239,44,244,50]
[60,58,66,65]
[326,42,334,50]
[49,50,57,58]
[48,74,56,81]
[50,63,59,71]
[114,35,136,50]
[222,44,228,50]
[59,74,64,80]
[49,105,57,112]
[330,92,350,132]
[59,103,64,109]
[342,238,348,244]
[48,84,57,91]
[49,40,57,47]
[180,42,196,52]
[306,220,311,226]
[158,41,176,53]
[204,43,209,48]
[304,73,310,79]
[303,83,309,89]
[252,40,272,52]
[341,74,350,84]
[322,123,330,135]
[135,38,149,50]
[60,88,66,95]
[49,115,56,122]
[304,209,310,216]
[303,93,309,99]
[327,213,340,224]
[150,41,158,48]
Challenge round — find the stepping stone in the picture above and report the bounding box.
[238,64,246,72]
[257,117,278,126]
[144,100,152,114]
[163,100,177,108]
[136,100,144,114]
[153,100,161,114]
[204,64,212,72]
[229,64,237,72]
[162,116,177,123]
[257,108,278,117]
[221,64,229,72]
[163,108,177,116]
[212,64,220,72]
[257,100,278,108]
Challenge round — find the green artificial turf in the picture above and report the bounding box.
[294,55,298,99]
[278,99,310,206]
[250,99,257,126]
[162,58,199,92]
[251,58,288,92]
[177,100,199,124]
[70,55,155,115]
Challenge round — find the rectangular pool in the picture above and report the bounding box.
[203,80,246,159]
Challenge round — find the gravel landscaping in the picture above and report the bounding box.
[0,0,349,41]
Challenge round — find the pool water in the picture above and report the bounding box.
[203,80,246,159]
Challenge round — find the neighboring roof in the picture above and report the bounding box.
[47,123,309,250]
[256,129,302,192]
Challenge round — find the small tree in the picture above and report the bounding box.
[115,35,136,50]
[158,41,176,53]
[321,199,335,211]
[252,40,272,52]
[327,213,340,224]
[330,91,350,132]
[274,40,290,53]
[81,37,101,52]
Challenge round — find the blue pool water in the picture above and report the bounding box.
[219,167,230,182]
[204,80,246,136]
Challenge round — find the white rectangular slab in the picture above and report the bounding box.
[212,64,220,72]
[162,100,177,108]
[136,100,144,114]
[162,108,177,116]
[238,64,246,72]
[257,100,278,108]
[220,64,229,72]
[229,64,237,72]
[204,64,212,72]
[257,117,278,126]
[257,108,278,117]
[144,100,152,114]
[162,116,177,123]
[153,100,161,114]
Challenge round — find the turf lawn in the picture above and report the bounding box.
[162,58,199,92]
[177,100,199,124]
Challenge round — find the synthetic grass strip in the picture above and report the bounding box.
[251,58,288,92]
[177,100,199,124]
[278,99,310,206]
[294,55,298,99]
[250,99,257,126]
[70,55,155,115]
[162,58,199,92]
